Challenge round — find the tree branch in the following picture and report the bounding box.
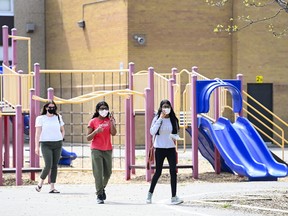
[211,1,288,36]
[237,8,285,31]
[206,0,288,11]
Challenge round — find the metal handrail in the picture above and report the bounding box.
[223,89,288,160]
[243,90,288,127]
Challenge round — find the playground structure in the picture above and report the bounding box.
[189,77,287,180]
[1,25,288,186]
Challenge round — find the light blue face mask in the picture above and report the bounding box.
[162,108,171,115]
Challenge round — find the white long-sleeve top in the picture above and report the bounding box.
[150,115,176,149]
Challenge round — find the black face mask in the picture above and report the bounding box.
[47,107,56,114]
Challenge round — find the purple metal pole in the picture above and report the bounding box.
[237,74,243,117]
[34,63,40,167]
[125,98,131,180]
[214,88,221,174]
[191,75,198,179]
[168,79,174,107]
[47,87,54,100]
[2,26,10,168]
[15,105,23,185]
[34,63,41,97]
[29,89,36,180]
[148,67,154,98]
[192,66,198,73]
[172,67,177,82]
[128,62,136,174]
[2,25,9,66]
[3,116,9,168]
[145,88,153,181]
[145,67,155,181]
[12,116,16,167]
[11,28,17,70]
[17,69,23,167]
[170,67,177,108]
[34,63,40,112]
[0,116,3,185]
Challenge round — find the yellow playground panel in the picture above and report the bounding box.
[1,64,32,112]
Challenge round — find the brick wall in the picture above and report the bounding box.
[44,0,288,144]
[45,0,128,69]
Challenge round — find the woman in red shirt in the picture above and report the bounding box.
[87,101,117,204]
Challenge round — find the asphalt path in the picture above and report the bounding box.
[1,181,288,216]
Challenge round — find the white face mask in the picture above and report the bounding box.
[162,108,171,115]
[99,110,109,117]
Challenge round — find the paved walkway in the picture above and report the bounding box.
[2,146,288,216]
[1,180,288,216]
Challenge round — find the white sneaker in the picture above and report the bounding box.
[171,196,183,205]
[146,192,152,204]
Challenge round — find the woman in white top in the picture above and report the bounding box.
[146,99,183,205]
[35,100,65,193]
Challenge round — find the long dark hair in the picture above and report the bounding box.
[91,101,110,119]
[156,99,179,134]
[40,100,58,116]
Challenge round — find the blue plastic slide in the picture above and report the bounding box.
[186,127,233,173]
[233,117,288,177]
[59,148,77,166]
[199,116,288,180]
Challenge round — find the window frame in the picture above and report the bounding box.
[0,0,14,16]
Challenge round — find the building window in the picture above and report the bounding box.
[0,0,14,16]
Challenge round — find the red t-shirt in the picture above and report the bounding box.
[88,117,112,151]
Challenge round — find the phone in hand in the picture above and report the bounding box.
[170,134,180,141]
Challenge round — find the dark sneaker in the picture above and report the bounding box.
[102,189,106,200]
[97,194,104,204]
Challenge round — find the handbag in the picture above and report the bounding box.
[146,136,155,170]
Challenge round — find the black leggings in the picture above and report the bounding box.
[148,148,177,197]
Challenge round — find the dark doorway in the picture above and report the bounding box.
[247,83,273,142]
[0,16,14,46]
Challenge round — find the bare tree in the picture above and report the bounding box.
[206,0,288,37]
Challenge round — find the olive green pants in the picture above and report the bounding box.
[91,149,112,195]
[40,141,62,183]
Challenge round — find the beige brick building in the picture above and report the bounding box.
[8,0,288,144]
